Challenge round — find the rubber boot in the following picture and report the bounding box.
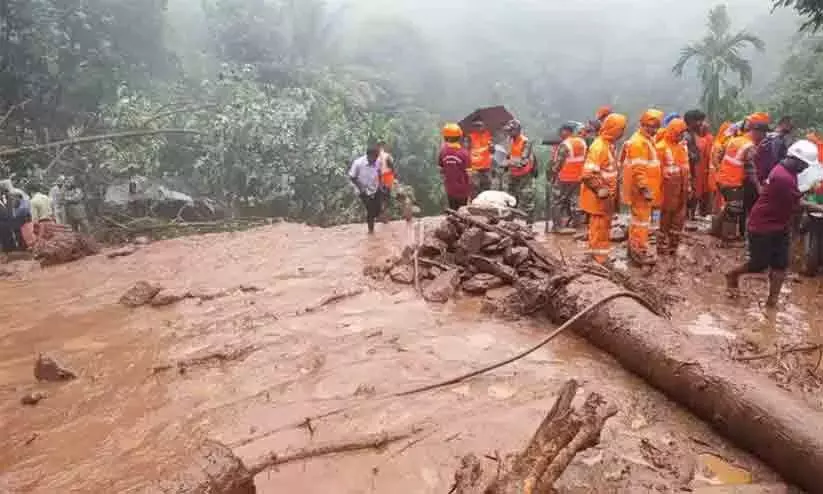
[766,270,786,308]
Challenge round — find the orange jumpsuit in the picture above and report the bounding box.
[623,129,661,262]
[656,119,690,254]
[580,114,627,264]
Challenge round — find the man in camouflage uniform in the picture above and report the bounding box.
[548,123,587,233]
[502,120,537,226]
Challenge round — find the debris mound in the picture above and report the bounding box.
[379,207,671,317]
[33,222,99,267]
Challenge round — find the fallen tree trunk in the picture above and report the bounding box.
[403,211,823,492]
[544,267,823,492]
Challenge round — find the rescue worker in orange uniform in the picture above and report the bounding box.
[580,113,627,264]
[656,118,691,255]
[549,122,588,232]
[716,113,770,240]
[502,119,537,225]
[623,109,664,265]
[466,119,495,197]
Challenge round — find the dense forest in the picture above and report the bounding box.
[0,0,822,224]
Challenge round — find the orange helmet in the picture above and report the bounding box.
[640,109,664,126]
[596,105,613,121]
[747,112,770,131]
[665,118,688,143]
[442,123,463,139]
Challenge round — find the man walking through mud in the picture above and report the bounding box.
[726,140,823,307]
[349,144,383,234]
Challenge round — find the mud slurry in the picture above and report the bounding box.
[0,220,804,493]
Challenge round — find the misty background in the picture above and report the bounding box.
[0,0,819,224]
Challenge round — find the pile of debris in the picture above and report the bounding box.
[373,206,672,318]
[32,222,99,267]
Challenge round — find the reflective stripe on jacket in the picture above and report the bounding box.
[557,136,587,183]
[469,131,493,171]
[622,130,661,206]
[717,135,754,188]
[580,137,618,215]
[508,134,535,177]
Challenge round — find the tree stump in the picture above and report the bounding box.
[451,380,617,494]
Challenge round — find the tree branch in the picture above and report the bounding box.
[0,128,203,158]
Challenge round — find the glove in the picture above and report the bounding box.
[640,188,653,201]
[597,188,610,199]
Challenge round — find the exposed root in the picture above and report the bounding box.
[733,343,823,363]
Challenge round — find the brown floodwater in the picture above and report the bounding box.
[0,219,816,493]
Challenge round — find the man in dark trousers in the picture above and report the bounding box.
[726,140,823,307]
[348,144,383,234]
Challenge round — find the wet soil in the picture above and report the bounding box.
[0,220,815,493]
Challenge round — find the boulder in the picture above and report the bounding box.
[610,223,628,242]
[151,289,191,307]
[120,281,163,308]
[389,264,415,285]
[423,269,461,303]
[107,245,138,259]
[462,274,506,294]
[433,219,460,245]
[21,391,48,406]
[503,246,531,267]
[456,227,488,255]
[420,233,449,257]
[469,255,517,283]
[34,355,76,382]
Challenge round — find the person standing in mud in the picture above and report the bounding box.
[62,176,90,234]
[348,144,383,234]
[726,140,823,307]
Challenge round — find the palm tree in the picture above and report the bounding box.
[672,5,765,123]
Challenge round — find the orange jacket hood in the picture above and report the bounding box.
[599,113,627,142]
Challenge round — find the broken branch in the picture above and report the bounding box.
[247,428,419,475]
[0,128,203,158]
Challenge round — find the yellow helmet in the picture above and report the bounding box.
[442,123,463,139]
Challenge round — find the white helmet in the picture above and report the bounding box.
[787,139,821,167]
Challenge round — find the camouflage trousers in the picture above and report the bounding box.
[471,169,493,198]
[548,181,581,230]
[505,174,536,224]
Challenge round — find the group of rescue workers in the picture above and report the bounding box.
[434,107,823,308]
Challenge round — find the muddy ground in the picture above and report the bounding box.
[0,219,818,493]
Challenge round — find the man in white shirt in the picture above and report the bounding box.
[349,144,382,234]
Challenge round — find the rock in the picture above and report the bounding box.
[151,440,256,494]
[107,245,138,259]
[34,354,76,382]
[133,236,151,245]
[33,224,100,267]
[420,233,449,257]
[21,390,48,405]
[469,255,517,282]
[462,273,506,294]
[151,289,191,307]
[485,286,518,301]
[389,264,415,285]
[120,281,163,307]
[423,269,461,303]
[503,246,530,267]
[456,227,488,254]
[433,219,460,245]
[481,232,502,247]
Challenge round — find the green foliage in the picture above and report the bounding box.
[672,5,765,124]
[774,0,823,31]
[771,35,823,129]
